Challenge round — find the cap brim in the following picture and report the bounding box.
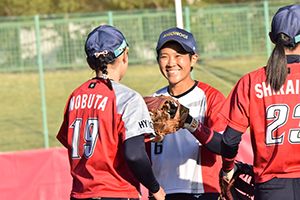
[156,39,195,54]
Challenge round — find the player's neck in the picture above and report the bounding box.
[97,66,122,83]
[168,79,195,96]
[285,45,300,55]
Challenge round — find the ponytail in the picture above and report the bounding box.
[87,51,115,90]
[266,33,289,92]
[96,53,113,90]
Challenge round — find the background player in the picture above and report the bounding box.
[148,27,227,200]
[183,4,300,200]
[57,25,165,200]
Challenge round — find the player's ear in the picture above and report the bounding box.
[269,32,275,44]
[86,57,95,70]
[121,50,128,64]
[156,51,160,63]
[190,54,198,67]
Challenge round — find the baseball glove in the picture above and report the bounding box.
[143,95,189,142]
[219,161,255,200]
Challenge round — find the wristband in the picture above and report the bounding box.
[183,115,199,133]
[222,164,238,182]
[222,156,236,171]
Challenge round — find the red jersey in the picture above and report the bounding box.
[57,78,155,199]
[218,63,300,183]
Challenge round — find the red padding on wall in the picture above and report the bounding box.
[0,131,253,200]
[0,147,72,200]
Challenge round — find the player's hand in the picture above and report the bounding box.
[183,114,199,133]
[219,162,254,200]
[151,186,165,200]
[221,164,238,182]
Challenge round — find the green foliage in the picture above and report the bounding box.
[107,0,178,10]
[201,0,259,4]
[0,0,54,16]
[0,0,181,16]
[0,0,275,16]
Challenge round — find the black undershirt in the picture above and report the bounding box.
[123,135,160,193]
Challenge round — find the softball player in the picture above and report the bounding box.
[148,27,227,200]
[184,4,300,200]
[57,25,165,200]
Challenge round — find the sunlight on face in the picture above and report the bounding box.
[158,41,197,87]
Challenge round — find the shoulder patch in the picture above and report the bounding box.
[88,82,97,88]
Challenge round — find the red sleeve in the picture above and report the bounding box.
[189,82,226,152]
[199,82,226,132]
[56,95,72,148]
[218,75,251,170]
[218,75,250,133]
[57,119,69,148]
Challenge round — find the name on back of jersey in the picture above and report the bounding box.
[69,94,108,111]
[255,79,300,98]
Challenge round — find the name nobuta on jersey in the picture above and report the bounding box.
[218,63,300,184]
[149,81,226,195]
[57,78,155,199]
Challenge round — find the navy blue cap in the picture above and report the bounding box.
[85,25,128,60]
[270,4,300,46]
[156,27,197,54]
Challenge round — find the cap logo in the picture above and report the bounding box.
[295,35,300,43]
[114,39,127,57]
[163,31,188,39]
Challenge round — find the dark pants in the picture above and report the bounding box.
[149,193,220,200]
[71,197,139,200]
[254,177,300,200]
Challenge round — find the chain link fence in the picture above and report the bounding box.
[1,0,300,151]
[0,1,299,72]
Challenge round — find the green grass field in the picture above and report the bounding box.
[0,55,267,152]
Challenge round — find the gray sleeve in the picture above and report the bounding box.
[113,82,155,140]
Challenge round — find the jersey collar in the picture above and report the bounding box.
[168,81,198,99]
[286,55,300,64]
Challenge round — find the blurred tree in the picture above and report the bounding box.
[106,0,176,10]
[0,0,274,16]
[0,0,54,16]
[199,0,262,4]
[0,0,195,16]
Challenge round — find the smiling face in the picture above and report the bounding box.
[157,41,198,89]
